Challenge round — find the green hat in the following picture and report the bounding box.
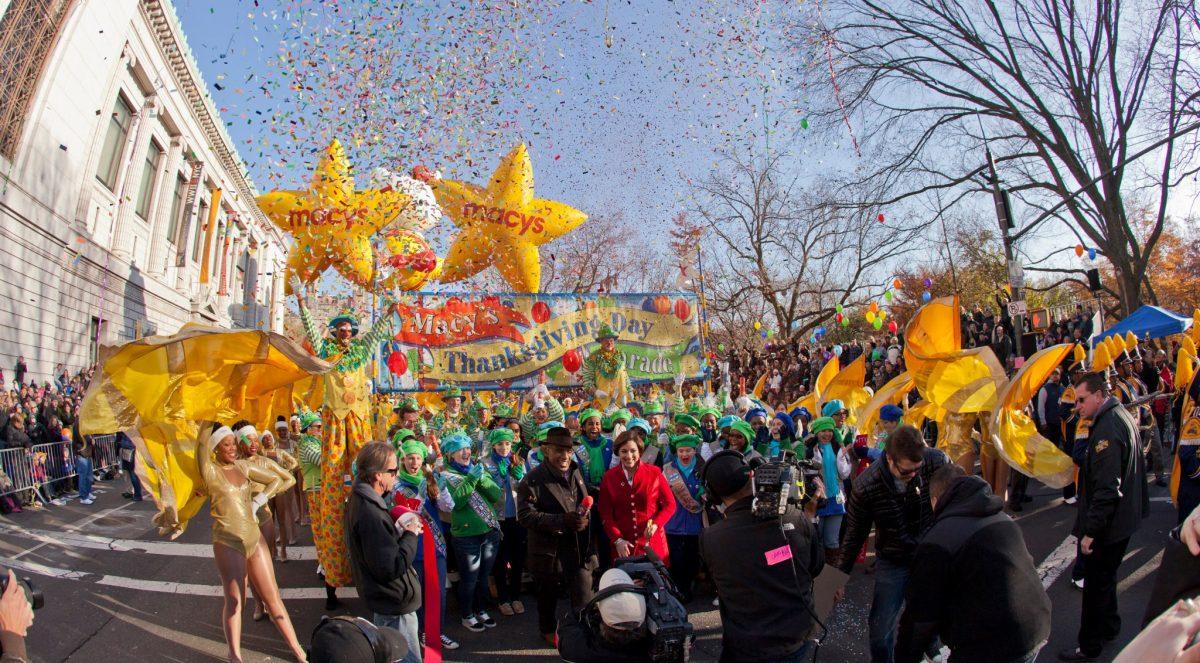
[299,411,321,431]
[391,428,417,448]
[471,399,490,412]
[327,313,360,336]
[440,432,472,455]
[595,324,619,341]
[441,386,463,401]
[493,403,514,419]
[393,396,419,413]
[674,413,701,431]
[579,408,603,424]
[488,428,516,446]
[698,407,721,421]
[643,400,665,416]
[727,420,755,446]
[536,420,565,442]
[606,409,632,427]
[400,439,428,460]
[671,434,702,450]
[810,416,836,434]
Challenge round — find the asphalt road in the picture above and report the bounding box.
[0,472,1178,662]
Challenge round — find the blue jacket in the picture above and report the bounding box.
[664,458,705,536]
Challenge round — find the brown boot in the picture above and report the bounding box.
[824,546,841,569]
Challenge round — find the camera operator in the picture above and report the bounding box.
[1,569,35,663]
[558,567,652,662]
[700,450,825,662]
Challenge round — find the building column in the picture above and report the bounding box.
[147,137,185,276]
[110,93,157,261]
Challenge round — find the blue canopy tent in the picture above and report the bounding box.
[1091,305,1192,346]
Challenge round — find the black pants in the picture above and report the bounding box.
[535,566,594,636]
[666,533,700,603]
[590,502,611,583]
[492,517,527,602]
[1079,537,1130,655]
[1007,471,1029,506]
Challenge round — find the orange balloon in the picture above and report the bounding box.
[869,301,879,313]
[1074,244,1084,257]
[892,278,902,289]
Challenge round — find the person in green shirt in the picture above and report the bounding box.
[574,408,614,492]
[440,432,502,631]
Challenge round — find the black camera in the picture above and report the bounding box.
[0,567,43,610]
[751,451,821,519]
[612,551,694,662]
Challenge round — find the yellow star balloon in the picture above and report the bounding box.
[257,140,408,291]
[432,143,587,293]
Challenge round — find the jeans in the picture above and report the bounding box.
[416,554,447,636]
[869,558,910,663]
[817,514,843,549]
[75,456,93,499]
[453,529,500,618]
[372,611,422,663]
[121,456,142,500]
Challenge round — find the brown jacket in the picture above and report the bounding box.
[516,460,597,576]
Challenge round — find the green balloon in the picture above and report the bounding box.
[801,117,810,129]
[841,317,850,327]
[873,318,883,330]
[718,343,726,352]
[766,329,775,338]
[885,291,894,302]
[835,303,844,313]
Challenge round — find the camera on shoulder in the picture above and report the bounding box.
[750,450,822,520]
[0,567,43,610]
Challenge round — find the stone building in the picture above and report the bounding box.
[0,0,288,384]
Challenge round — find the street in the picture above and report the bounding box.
[0,471,1177,662]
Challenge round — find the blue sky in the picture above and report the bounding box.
[172,0,849,257]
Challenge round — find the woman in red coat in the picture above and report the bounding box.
[598,428,677,564]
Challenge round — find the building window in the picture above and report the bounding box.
[0,0,75,158]
[96,94,134,190]
[134,140,163,220]
[166,173,186,246]
[192,198,207,261]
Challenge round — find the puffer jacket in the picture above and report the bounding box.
[838,446,946,573]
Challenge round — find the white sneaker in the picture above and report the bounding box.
[1064,496,1078,505]
[440,634,460,649]
[712,597,720,607]
[461,616,485,632]
[80,497,95,505]
[1071,578,1084,590]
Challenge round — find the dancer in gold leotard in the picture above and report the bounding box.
[262,428,301,563]
[199,425,306,662]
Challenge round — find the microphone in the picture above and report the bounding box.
[577,495,594,516]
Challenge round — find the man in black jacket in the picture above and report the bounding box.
[345,442,423,663]
[897,465,1050,663]
[836,425,947,663]
[516,425,597,645]
[700,450,823,662]
[1059,371,1149,662]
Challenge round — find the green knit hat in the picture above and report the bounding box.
[579,408,603,424]
[674,413,701,431]
[643,400,665,416]
[400,439,428,460]
[671,434,702,450]
[605,409,632,429]
[727,420,755,446]
[299,411,321,431]
[810,416,836,434]
[391,428,417,448]
[488,428,516,446]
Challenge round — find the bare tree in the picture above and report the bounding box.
[805,0,1200,315]
[540,210,670,293]
[692,151,930,339]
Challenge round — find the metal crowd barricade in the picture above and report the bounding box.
[91,434,120,472]
[0,442,76,505]
[0,446,36,500]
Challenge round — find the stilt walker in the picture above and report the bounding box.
[292,278,394,588]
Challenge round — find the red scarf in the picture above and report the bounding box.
[391,500,442,663]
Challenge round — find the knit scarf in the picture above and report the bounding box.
[580,435,607,485]
[397,467,424,489]
[676,456,697,479]
[819,442,841,504]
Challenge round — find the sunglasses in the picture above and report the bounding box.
[890,458,922,477]
[382,467,399,475]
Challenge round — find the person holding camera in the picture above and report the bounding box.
[835,424,946,663]
[1,569,35,663]
[700,450,825,662]
[516,425,598,645]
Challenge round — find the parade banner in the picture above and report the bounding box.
[375,292,704,391]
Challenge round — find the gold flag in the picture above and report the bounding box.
[988,343,1077,488]
[859,372,916,439]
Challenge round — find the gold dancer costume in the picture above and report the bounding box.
[200,426,295,557]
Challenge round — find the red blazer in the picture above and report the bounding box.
[598,462,677,564]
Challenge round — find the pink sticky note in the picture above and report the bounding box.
[765,545,793,566]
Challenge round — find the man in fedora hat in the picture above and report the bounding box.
[517,425,598,645]
[430,386,469,440]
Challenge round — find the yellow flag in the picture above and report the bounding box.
[1177,349,1196,394]
[752,372,769,399]
[788,355,840,414]
[904,295,1005,413]
[859,372,916,439]
[824,354,872,425]
[988,344,1077,488]
[1191,309,1200,344]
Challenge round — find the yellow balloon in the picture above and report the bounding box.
[865,310,876,323]
[431,144,587,293]
[257,140,409,290]
[378,229,442,290]
[754,321,762,330]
